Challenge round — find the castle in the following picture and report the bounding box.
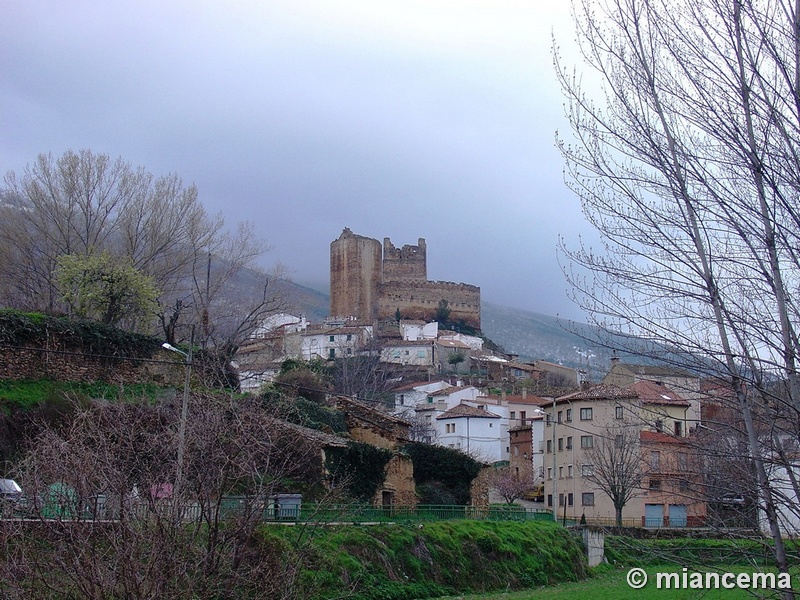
[330,228,481,329]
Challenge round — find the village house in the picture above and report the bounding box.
[542,381,704,526]
[435,403,508,463]
[332,396,417,508]
[602,358,702,426]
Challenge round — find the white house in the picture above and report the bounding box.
[435,403,509,463]
[380,340,435,367]
[300,324,373,361]
[391,380,451,416]
[760,461,800,536]
[438,331,483,351]
[400,320,438,341]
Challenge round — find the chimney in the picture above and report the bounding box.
[501,389,507,402]
[522,387,527,399]
[610,356,620,367]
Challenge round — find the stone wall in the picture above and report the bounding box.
[375,454,418,508]
[330,229,481,329]
[378,280,481,329]
[382,237,426,282]
[0,346,184,387]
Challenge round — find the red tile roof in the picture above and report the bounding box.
[436,403,502,419]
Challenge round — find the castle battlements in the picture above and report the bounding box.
[330,229,481,329]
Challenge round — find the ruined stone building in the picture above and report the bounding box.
[330,228,481,329]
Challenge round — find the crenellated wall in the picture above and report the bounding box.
[382,237,426,282]
[330,229,481,329]
[378,280,481,329]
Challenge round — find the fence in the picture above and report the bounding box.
[10,496,555,525]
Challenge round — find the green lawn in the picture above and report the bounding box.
[434,566,797,600]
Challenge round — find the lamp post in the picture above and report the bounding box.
[162,331,193,511]
[536,402,558,522]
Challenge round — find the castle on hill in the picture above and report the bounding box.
[330,228,481,329]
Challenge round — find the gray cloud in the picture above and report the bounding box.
[1,1,591,320]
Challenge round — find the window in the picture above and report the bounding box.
[566,408,572,422]
[558,410,563,424]
[489,423,493,428]
[427,396,434,403]
[582,492,595,506]
[581,464,594,477]
[674,421,683,437]
[677,452,688,471]
[520,411,527,421]
[547,467,552,480]
[650,451,661,470]
[559,466,563,479]
[510,411,516,421]
[328,348,335,359]
[580,435,594,449]
[547,494,553,507]
[559,493,565,506]
[416,350,426,358]
[568,465,573,478]
[329,335,335,342]
[615,435,624,448]
[568,493,574,506]
[566,436,573,450]
[615,406,624,420]
[346,334,352,341]
[655,419,664,432]
[546,414,552,426]
[580,407,593,421]
[346,348,352,355]
[649,479,662,490]
[546,440,552,453]
[558,437,564,452]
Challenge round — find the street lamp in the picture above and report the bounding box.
[162,334,193,512]
[536,400,558,522]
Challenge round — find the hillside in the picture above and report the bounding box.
[480,302,612,378]
[277,277,614,380]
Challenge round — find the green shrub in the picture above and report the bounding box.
[403,442,483,505]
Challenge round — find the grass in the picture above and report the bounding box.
[0,379,169,409]
[434,565,798,600]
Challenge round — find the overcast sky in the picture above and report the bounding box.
[1,1,592,320]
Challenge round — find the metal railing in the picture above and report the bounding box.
[7,497,556,525]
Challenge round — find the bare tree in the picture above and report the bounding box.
[0,394,328,599]
[489,467,538,505]
[556,0,800,582]
[583,428,644,526]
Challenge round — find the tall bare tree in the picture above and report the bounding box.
[557,0,800,583]
[1,150,283,384]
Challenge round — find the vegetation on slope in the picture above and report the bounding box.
[267,520,587,600]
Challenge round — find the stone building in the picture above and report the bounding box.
[330,228,481,329]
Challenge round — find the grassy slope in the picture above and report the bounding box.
[264,520,587,600]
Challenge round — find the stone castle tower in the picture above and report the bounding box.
[329,228,382,322]
[330,228,481,328]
